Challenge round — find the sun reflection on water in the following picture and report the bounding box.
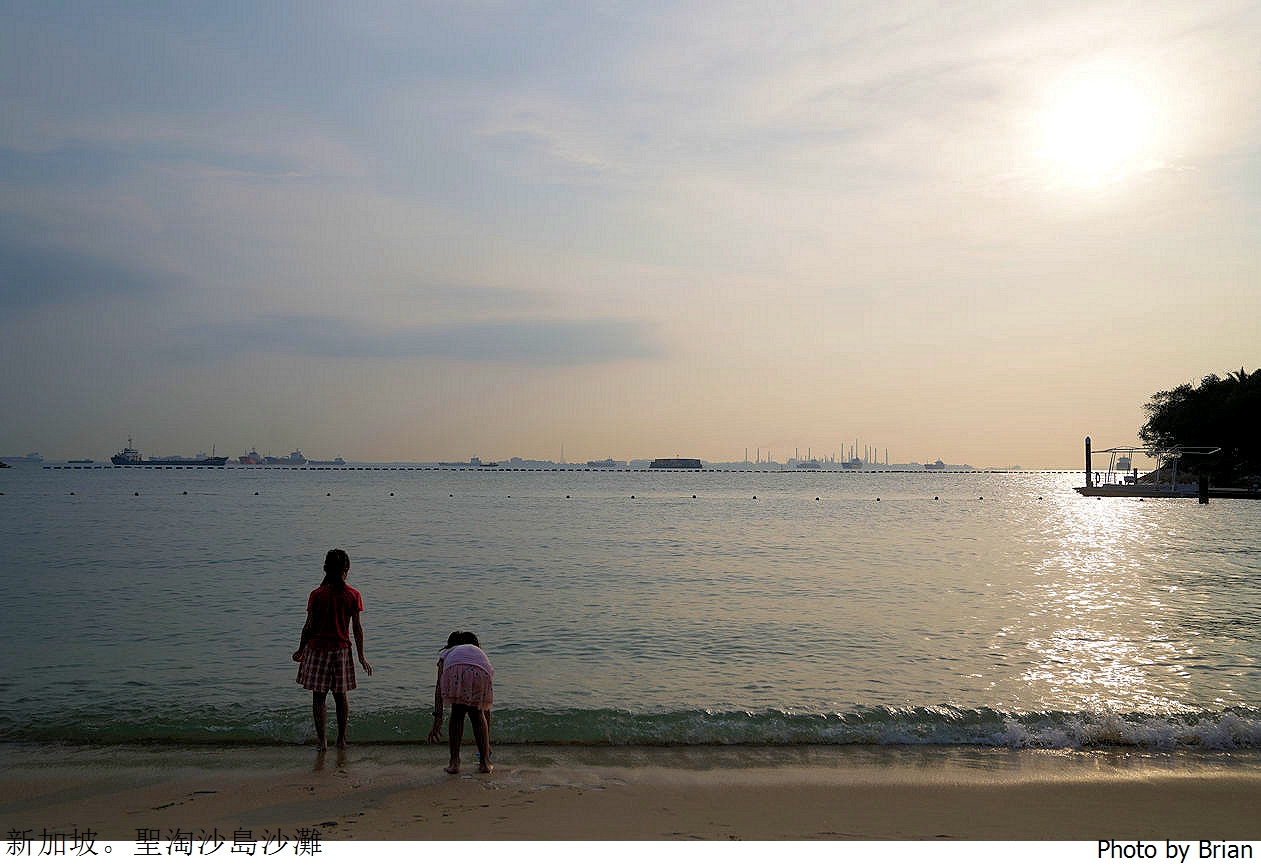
[1004,497,1220,714]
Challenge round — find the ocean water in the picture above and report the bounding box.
[1,465,1257,751]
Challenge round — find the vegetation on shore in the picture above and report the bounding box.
[1139,367,1260,485]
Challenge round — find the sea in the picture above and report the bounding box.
[1,464,1258,753]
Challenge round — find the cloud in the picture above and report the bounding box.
[0,236,166,308]
[167,314,665,366]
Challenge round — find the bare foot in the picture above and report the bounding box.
[444,764,461,774]
[336,739,349,748]
[316,743,328,753]
[478,763,493,774]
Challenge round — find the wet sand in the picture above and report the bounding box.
[2,744,1258,840]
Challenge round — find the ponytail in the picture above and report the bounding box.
[321,548,350,588]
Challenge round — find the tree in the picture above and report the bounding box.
[1138,367,1261,483]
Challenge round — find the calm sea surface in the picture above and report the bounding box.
[1,466,1257,749]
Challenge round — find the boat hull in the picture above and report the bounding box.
[1075,485,1261,499]
[112,456,228,466]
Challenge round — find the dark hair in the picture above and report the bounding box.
[445,631,480,648]
[321,548,350,587]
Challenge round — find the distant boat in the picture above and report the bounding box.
[438,457,498,468]
[0,452,44,467]
[587,458,623,469]
[111,439,228,466]
[238,449,263,465]
[650,458,703,469]
[308,457,348,466]
[841,458,862,469]
[795,460,821,470]
[924,459,946,470]
[264,451,307,466]
[67,459,95,464]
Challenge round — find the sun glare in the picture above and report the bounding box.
[1039,76,1155,186]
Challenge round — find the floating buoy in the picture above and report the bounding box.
[134,492,139,496]
[183,491,188,495]
[752,495,757,499]
[326,492,331,496]
[979,496,984,500]
[934,496,938,500]
[815,497,820,501]
[630,495,635,499]
[254,492,259,495]
[692,494,697,498]
[390,492,394,496]
[876,497,880,501]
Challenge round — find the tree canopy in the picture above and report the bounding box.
[1138,367,1261,483]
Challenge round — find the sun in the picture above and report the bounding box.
[1039,76,1154,186]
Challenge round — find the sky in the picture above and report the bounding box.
[1,1,1257,467]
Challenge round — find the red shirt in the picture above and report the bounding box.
[305,583,364,652]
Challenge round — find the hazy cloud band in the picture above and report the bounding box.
[172,314,664,366]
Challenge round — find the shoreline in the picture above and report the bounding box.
[4,743,1259,840]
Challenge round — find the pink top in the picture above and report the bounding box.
[438,644,494,676]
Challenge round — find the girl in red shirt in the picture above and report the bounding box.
[293,549,372,751]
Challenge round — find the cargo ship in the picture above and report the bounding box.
[238,449,263,465]
[111,439,228,466]
[649,458,703,469]
[264,450,307,466]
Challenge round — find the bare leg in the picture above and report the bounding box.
[311,691,328,752]
[475,710,493,762]
[469,707,492,773]
[446,705,466,773]
[333,692,350,747]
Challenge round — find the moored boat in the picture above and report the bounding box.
[1071,437,1255,498]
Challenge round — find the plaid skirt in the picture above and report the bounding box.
[296,647,357,693]
[440,663,494,711]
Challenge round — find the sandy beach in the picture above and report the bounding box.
[3,743,1258,841]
